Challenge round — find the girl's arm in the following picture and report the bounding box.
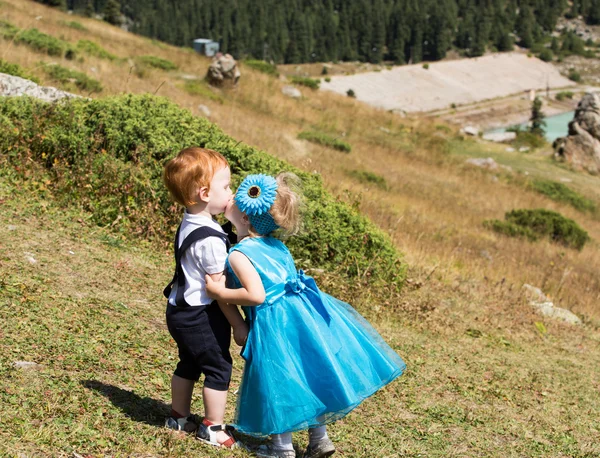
[205,251,266,306]
[206,272,248,345]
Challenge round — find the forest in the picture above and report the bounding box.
[35,0,600,64]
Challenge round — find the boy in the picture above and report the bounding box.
[162,147,247,448]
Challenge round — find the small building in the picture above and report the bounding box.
[193,38,220,57]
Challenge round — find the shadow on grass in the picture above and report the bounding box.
[83,380,169,427]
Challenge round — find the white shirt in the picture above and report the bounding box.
[167,212,228,306]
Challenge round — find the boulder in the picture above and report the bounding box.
[206,53,240,87]
[522,284,581,325]
[462,125,479,136]
[0,72,79,102]
[281,85,302,99]
[482,131,517,142]
[197,104,211,118]
[553,92,600,174]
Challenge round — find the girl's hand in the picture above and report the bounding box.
[205,274,226,299]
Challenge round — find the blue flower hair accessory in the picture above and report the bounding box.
[235,174,280,235]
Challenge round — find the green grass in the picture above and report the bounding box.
[289,76,320,90]
[42,63,103,93]
[59,20,88,31]
[77,39,118,60]
[182,79,224,103]
[347,169,388,189]
[531,179,597,214]
[298,130,352,153]
[136,55,178,71]
[2,171,600,457]
[0,58,39,83]
[243,60,279,77]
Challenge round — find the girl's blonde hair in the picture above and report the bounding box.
[248,172,303,238]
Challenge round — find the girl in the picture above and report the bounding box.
[205,173,406,458]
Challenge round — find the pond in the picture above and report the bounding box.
[487,111,574,143]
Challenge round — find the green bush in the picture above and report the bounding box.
[346,89,356,98]
[16,28,74,58]
[244,60,278,77]
[568,69,581,82]
[324,77,331,83]
[298,130,352,153]
[531,179,597,214]
[0,58,39,83]
[538,48,553,62]
[0,94,404,286]
[511,129,547,149]
[0,19,19,39]
[422,63,430,69]
[290,76,320,90]
[60,20,88,31]
[347,169,387,190]
[77,40,117,60]
[485,209,590,250]
[43,64,103,93]
[136,55,178,71]
[555,91,574,101]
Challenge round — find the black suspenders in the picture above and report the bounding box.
[163,225,232,307]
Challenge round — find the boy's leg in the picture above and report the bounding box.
[171,374,195,417]
[202,386,231,443]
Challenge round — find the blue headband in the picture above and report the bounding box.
[235,174,280,235]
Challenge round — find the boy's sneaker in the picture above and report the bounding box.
[303,438,335,458]
[164,415,199,433]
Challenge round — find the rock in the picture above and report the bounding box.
[466,157,499,170]
[553,92,600,174]
[0,72,79,102]
[505,147,516,152]
[206,53,240,87]
[482,131,517,142]
[14,361,43,370]
[197,104,211,118]
[522,284,581,325]
[281,85,301,99]
[379,127,392,134]
[519,146,530,152]
[462,126,479,136]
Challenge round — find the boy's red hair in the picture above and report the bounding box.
[163,147,228,207]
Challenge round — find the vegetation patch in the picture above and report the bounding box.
[298,130,352,153]
[77,39,117,60]
[0,94,404,286]
[531,179,597,214]
[42,63,103,93]
[485,209,590,250]
[0,58,39,83]
[136,55,178,71]
[15,27,75,59]
[182,80,224,103]
[243,59,278,77]
[555,91,574,101]
[60,20,88,31]
[347,169,388,190]
[290,76,320,90]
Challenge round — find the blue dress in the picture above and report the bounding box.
[226,237,406,437]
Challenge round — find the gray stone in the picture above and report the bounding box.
[466,157,499,170]
[206,53,240,87]
[553,92,600,174]
[523,284,581,325]
[462,126,479,136]
[281,85,301,99]
[14,361,43,370]
[197,104,211,118]
[482,131,517,142]
[0,72,79,102]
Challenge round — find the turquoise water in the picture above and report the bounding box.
[489,111,574,143]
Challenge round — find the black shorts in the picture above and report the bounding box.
[165,301,232,391]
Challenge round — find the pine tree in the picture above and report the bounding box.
[530,97,546,137]
[103,0,122,26]
[84,0,94,17]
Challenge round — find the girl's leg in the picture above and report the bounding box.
[271,432,294,451]
[308,425,328,446]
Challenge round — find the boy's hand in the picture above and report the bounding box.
[205,274,226,299]
[233,322,249,346]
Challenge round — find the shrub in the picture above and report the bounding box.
[321,66,329,75]
[243,59,279,77]
[422,63,429,69]
[485,209,590,250]
[182,80,224,103]
[77,39,117,60]
[531,179,597,213]
[568,69,581,82]
[136,55,178,71]
[16,28,74,58]
[60,20,87,31]
[538,48,553,62]
[346,89,356,98]
[43,64,103,93]
[324,77,331,83]
[0,58,39,83]
[347,169,387,189]
[290,76,320,90]
[0,94,404,286]
[513,130,547,149]
[298,130,352,153]
[555,91,574,101]
[0,19,19,39]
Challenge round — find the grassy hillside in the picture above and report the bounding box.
[2,0,600,456]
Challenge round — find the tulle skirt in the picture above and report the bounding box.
[233,290,406,437]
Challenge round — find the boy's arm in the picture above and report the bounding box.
[205,251,265,306]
